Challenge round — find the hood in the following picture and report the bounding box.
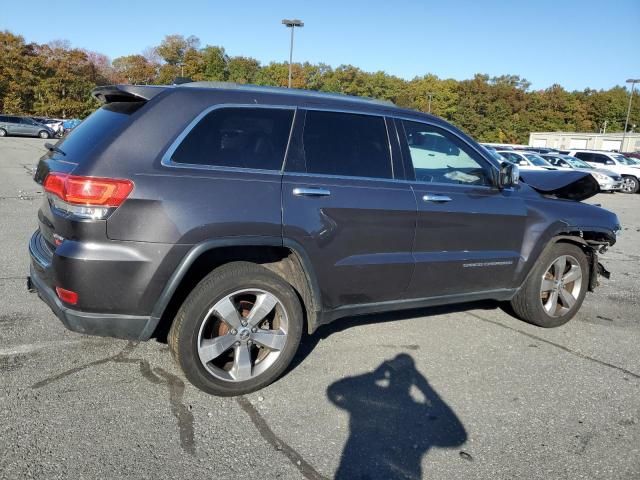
[594,168,620,178]
[519,170,600,201]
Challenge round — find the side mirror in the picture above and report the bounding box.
[498,162,519,189]
[519,159,528,166]
[605,160,615,165]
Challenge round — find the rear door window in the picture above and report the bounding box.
[574,152,598,163]
[299,110,392,179]
[171,107,294,170]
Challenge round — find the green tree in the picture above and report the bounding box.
[155,34,200,65]
[112,55,157,84]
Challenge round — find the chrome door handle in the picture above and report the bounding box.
[423,194,452,203]
[293,187,331,197]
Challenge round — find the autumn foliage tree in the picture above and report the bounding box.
[1,30,639,143]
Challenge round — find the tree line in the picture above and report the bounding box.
[1,30,638,144]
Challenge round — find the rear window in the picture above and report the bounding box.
[56,102,143,163]
[171,108,294,170]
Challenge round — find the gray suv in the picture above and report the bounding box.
[28,83,620,396]
[0,115,55,138]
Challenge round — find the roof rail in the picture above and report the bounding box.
[178,81,396,107]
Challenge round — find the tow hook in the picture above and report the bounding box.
[26,276,36,293]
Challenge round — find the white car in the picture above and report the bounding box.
[567,150,640,194]
[496,150,556,170]
[541,154,622,192]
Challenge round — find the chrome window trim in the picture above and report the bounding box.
[161,104,297,173]
[160,102,499,184]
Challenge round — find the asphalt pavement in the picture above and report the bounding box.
[1,137,638,479]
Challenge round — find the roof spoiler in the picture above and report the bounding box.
[92,85,167,104]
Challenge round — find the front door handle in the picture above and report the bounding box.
[422,194,452,203]
[293,187,331,197]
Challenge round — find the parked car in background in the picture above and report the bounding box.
[625,152,640,160]
[567,150,640,193]
[497,150,556,170]
[32,117,64,137]
[524,147,560,154]
[62,119,81,135]
[0,115,56,138]
[541,154,622,192]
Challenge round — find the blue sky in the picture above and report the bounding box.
[2,0,639,91]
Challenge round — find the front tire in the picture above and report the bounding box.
[38,130,50,139]
[168,262,303,396]
[510,243,589,328]
[621,175,639,194]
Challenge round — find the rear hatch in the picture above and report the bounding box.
[33,88,161,255]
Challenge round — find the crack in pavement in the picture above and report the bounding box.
[30,341,196,455]
[467,312,640,380]
[236,396,329,480]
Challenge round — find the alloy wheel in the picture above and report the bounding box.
[197,288,289,382]
[621,177,638,193]
[540,255,583,318]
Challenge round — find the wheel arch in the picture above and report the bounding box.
[517,229,610,296]
[143,237,322,340]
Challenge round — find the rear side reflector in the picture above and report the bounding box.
[55,287,78,305]
[44,173,133,207]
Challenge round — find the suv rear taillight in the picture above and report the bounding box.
[43,173,134,220]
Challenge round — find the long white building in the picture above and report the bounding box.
[528,132,640,153]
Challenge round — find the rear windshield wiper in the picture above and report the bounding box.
[44,142,66,156]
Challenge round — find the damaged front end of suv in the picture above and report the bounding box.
[518,168,620,293]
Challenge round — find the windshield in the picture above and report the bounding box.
[561,156,592,169]
[618,155,639,166]
[524,154,552,167]
[482,146,506,162]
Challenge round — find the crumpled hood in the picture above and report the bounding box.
[519,170,599,201]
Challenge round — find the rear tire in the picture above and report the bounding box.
[510,243,589,328]
[0,128,6,137]
[621,175,639,194]
[168,262,303,396]
[38,130,50,139]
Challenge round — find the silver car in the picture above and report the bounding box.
[541,154,622,192]
[0,115,55,139]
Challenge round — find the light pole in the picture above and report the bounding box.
[282,19,304,88]
[622,78,640,152]
[426,92,434,113]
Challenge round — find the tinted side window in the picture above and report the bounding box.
[574,152,596,163]
[301,110,392,179]
[402,121,491,185]
[592,154,610,164]
[172,108,294,170]
[0,116,6,122]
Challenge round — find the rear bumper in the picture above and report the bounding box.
[28,264,157,340]
[28,231,160,340]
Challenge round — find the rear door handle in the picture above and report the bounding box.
[293,187,331,197]
[422,194,452,203]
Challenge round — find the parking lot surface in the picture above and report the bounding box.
[1,137,639,479]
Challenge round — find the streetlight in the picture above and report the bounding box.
[622,78,640,152]
[426,92,434,113]
[282,19,304,88]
